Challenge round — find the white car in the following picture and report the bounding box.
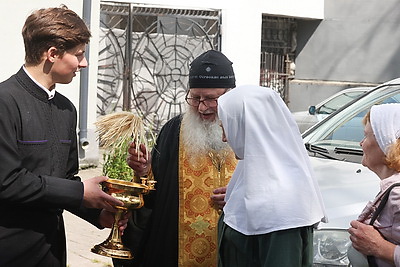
[293,87,373,133]
[303,78,400,266]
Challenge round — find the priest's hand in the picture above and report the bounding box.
[99,209,132,235]
[211,186,227,210]
[127,142,151,177]
[82,176,124,212]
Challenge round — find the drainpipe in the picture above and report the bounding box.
[79,0,92,152]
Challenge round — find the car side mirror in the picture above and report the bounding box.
[309,105,316,115]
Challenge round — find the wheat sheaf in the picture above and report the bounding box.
[94,111,152,159]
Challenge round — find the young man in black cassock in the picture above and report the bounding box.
[0,6,128,267]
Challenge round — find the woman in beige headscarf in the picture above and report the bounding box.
[348,103,400,267]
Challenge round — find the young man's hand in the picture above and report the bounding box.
[82,176,124,211]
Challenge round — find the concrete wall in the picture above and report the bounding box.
[289,0,400,111]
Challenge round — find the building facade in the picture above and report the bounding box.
[6,0,398,164]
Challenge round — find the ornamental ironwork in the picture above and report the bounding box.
[97,2,221,132]
[260,16,297,102]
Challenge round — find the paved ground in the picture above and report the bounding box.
[64,166,114,267]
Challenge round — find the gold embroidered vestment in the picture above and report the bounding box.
[178,141,236,266]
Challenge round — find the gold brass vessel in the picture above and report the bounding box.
[91,178,155,259]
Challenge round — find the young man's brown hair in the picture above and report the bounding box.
[22,5,91,66]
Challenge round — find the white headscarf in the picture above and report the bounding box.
[370,104,400,155]
[218,85,327,235]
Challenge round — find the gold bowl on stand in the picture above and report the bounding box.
[91,178,155,259]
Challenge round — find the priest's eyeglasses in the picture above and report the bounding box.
[185,96,219,107]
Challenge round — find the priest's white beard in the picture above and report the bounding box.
[181,107,231,162]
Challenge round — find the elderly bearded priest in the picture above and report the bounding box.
[113,50,237,267]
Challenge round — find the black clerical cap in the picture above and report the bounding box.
[188,50,235,89]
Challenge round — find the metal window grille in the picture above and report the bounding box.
[97,1,221,132]
[260,16,296,102]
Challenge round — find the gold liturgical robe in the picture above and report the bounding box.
[178,140,236,266]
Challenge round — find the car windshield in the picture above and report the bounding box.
[303,84,400,162]
[318,91,367,115]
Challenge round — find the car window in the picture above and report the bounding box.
[323,109,366,148]
[304,87,400,162]
[318,91,366,115]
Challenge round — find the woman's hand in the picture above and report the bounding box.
[348,220,396,264]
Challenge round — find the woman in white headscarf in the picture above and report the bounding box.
[348,104,400,267]
[217,85,327,266]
